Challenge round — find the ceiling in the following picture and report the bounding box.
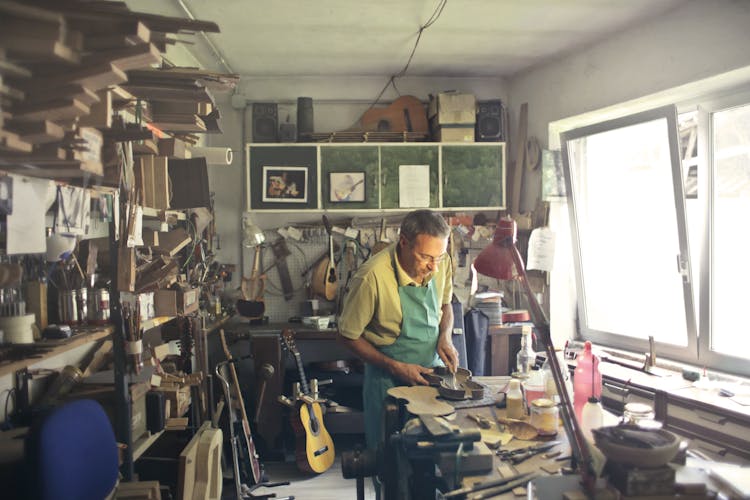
[126,0,690,78]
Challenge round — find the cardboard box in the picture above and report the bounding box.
[153,285,199,316]
[153,385,191,418]
[428,92,477,125]
[435,124,475,142]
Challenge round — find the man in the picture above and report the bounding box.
[338,209,459,450]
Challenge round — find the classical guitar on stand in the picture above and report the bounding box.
[281,329,335,474]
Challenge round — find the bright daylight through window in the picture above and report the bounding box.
[561,99,750,376]
[711,102,750,359]
[561,107,698,366]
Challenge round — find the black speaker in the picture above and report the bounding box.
[297,97,314,140]
[253,102,278,142]
[476,99,504,142]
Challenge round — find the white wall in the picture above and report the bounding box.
[507,0,750,345]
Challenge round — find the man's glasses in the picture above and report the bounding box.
[415,252,447,265]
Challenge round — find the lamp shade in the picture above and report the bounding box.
[242,213,265,248]
[473,217,519,280]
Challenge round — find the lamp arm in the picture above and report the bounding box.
[510,244,595,493]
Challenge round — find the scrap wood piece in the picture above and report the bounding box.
[10,97,90,122]
[5,120,65,144]
[119,84,214,103]
[153,227,192,257]
[24,84,100,107]
[22,62,126,93]
[82,43,162,72]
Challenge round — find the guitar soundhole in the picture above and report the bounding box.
[314,445,329,457]
[377,119,390,132]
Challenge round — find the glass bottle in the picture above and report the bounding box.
[515,326,535,378]
[542,349,572,403]
[530,398,559,436]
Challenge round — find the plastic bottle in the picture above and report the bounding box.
[515,326,536,377]
[542,349,573,404]
[506,379,525,419]
[580,395,604,443]
[573,341,602,421]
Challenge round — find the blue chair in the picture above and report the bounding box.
[25,399,119,500]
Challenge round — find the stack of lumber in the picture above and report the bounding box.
[0,0,237,181]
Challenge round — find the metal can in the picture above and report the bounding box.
[88,288,110,325]
[530,398,559,436]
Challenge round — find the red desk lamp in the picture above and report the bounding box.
[474,217,595,493]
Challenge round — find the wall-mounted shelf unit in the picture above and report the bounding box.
[246,142,506,213]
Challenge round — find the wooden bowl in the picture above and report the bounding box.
[592,425,680,467]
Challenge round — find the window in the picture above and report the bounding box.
[560,106,698,363]
[560,98,750,377]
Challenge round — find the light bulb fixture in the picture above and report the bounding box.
[242,212,265,248]
[474,216,596,493]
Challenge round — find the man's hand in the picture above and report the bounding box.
[437,336,459,374]
[389,361,434,386]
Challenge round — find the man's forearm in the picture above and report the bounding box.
[439,303,454,341]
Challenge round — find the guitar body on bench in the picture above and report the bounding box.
[282,329,335,474]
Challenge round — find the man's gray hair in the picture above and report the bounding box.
[399,209,450,243]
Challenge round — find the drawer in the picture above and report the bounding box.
[667,401,750,444]
[686,437,750,465]
[601,379,655,415]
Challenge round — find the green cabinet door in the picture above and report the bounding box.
[320,145,379,209]
[380,145,439,209]
[441,144,505,208]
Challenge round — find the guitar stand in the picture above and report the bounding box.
[240,481,294,500]
[216,359,293,499]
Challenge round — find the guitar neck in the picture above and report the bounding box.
[293,351,310,395]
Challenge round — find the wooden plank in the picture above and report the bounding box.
[157,137,187,159]
[150,116,206,133]
[151,101,211,116]
[151,156,169,210]
[11,98,89,122]
[25,62,126,93]
[0,326,112,377]
[154,227,191,257]
[24,85,100,107]
[78,89,112,128]
[2,38,80,64]
[132,139,158,156]
[83,21,150,50]
[119,84,214,103]
[84,43,161,72]
[0,129,33,152]
[0,58,32,79]
[0,0,64,24]
[5,120,65,144]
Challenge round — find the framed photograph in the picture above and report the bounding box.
[329,171,366,203]
[262,166,308,203]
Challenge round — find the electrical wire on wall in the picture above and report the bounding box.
[366,0,448,110]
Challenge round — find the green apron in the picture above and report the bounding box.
[363,254,443,449]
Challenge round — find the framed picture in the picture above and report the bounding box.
[262,166,308,203]
[329,171,366,203]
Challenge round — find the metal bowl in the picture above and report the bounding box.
[592,424,680,467]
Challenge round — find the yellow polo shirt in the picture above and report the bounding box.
[338,243,452,346]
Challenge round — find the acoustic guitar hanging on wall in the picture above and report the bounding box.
[359,95,429,134]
